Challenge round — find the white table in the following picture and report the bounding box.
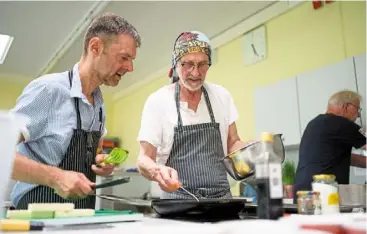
[3,213,366,234]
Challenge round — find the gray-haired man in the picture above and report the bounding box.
[136,31,249,199]
[10,13,141,209]
[294,90,366,200]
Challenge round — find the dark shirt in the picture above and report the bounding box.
[294,114,366,198]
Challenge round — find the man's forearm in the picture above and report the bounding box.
[12,153,61,187]
[351,154,367,168]
[228,140,247,154]
[136,155,158,180]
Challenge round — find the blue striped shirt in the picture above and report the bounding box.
[9,63,107,206]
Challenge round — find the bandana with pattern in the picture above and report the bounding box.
[168,31,212,83]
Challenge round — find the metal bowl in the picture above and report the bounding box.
[221,133,285,181]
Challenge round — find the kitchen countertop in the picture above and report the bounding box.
[3,213,366,234]
[2,197,365,233]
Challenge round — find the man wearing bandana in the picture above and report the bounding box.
[136,31,249,199]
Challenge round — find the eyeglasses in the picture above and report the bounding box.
[180,61,210,73]
[347,103,362,117]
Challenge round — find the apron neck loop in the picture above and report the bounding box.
[68,70,104,132]
[69,70,82,129]
[174,82,216,127]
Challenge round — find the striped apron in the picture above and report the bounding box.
[16,70,102,209]
[161,82,232,199]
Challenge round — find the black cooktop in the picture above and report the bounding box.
[149,203,299,223]
[152,212,258,223]
[148,202,362,223]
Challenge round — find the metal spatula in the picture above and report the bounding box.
[180,187,199,202]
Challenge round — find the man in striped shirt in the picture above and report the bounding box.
[9,13,141,209]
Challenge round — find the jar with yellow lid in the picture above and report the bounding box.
[312,174,340,214]
[296,191,321,215]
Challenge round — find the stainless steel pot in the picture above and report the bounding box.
[339,184,366,207]
[221,133,285,181]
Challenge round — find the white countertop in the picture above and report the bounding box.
[3,213,366,234]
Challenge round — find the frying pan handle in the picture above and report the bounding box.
[93,177,131,189]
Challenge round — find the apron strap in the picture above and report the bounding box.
[174,82,184,127]
[68,70,82,130]
[202,86,216,123]
[174,82,216,127]
[99,108,103,132]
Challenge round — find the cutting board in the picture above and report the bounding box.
[31,210,144,226]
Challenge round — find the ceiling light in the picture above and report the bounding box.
[0,34,14,64]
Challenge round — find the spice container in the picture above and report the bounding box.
[313,192,321,215]
[312,174,340,214]
[296,191,321,215]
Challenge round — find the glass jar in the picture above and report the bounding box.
[312,174,340,214]
[313,192,321,215]
[297,191,320,215]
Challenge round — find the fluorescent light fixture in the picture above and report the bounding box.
[0,34,14,64]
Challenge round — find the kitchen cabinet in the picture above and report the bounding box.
[254,77,301,146]
[353,54,366,131]
[297,58,358,134]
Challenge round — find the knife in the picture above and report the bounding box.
[93,177,131,189]
[0,219,114,232]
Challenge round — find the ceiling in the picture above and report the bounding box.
[0,1,275,93]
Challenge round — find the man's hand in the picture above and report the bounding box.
[150,165,181,193]
[92,154,115,176]
[137,141,180,192]
[51,169,95,199]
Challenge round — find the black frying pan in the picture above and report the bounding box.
[151,198,247,219]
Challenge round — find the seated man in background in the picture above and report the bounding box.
[294,90,366,200]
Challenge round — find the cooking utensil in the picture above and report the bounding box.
[221,133,285,181]
[151,198,247,218]
[179,187,199,202]
[54,177,131,195]
[0,219,114,232]
[97,194,152,207]
[97,148,129,167]
[338,184,366,207]
[93,177,131,189]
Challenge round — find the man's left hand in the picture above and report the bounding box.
[92,154,115,176]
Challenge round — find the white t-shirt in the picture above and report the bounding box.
[137,82,239,165]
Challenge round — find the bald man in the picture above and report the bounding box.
[294,90,366,198]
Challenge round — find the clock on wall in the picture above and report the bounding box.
[243,25,267,66]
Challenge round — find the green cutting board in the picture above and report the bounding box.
[31,210,144,225]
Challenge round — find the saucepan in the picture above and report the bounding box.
[338,184,366,207]
[221,133,285,181]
